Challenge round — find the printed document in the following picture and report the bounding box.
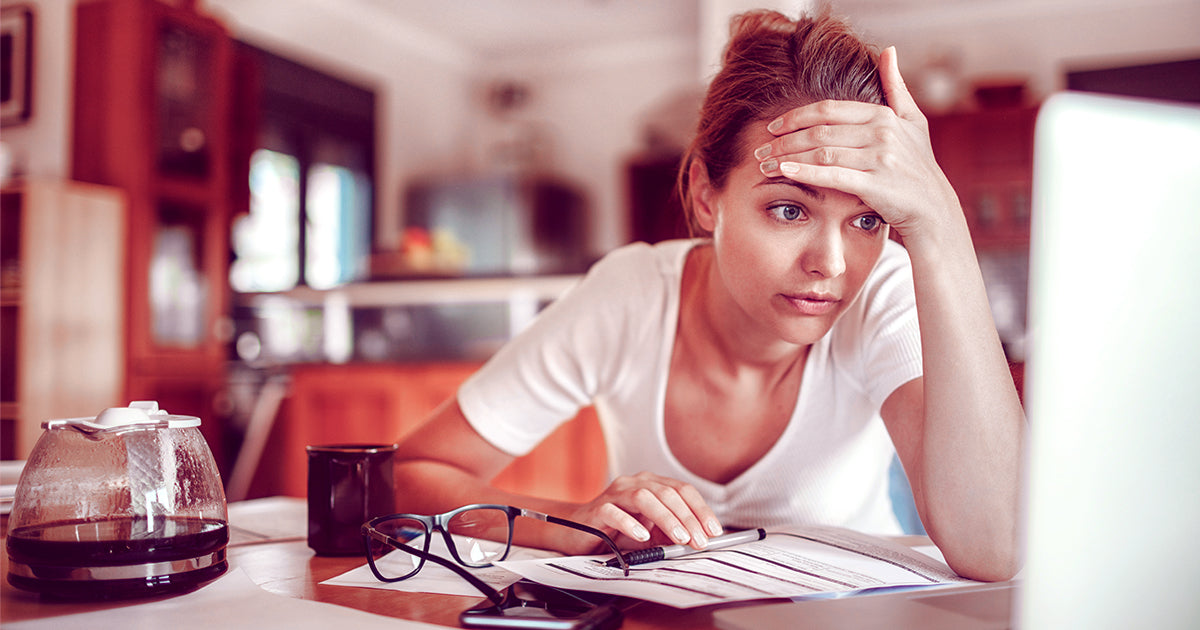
[497,526,968,608]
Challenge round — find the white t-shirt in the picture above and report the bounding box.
[458,238,923,535]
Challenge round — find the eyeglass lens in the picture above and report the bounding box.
[446,507,513,567]
[367,508,516,580]
[366,516,428,580]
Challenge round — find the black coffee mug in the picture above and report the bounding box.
[306,443,397,556]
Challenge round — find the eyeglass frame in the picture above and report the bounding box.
[360,504,630,608]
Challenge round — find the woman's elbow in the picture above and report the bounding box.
[942,530,1021,582]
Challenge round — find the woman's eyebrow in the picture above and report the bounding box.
[756,176,824,200]
[755,176,871,210]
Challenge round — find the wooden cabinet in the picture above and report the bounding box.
[72,0,234,465]
[929,107,1037,394]
[0,179,126,459]
[929,106,1039,250]
[247,363,608,504]
[626,152,689,244]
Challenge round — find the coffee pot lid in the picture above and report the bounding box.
[43,401,201,431]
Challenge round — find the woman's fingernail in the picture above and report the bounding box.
[672,526,690,544]
[707,520,724,536]
[767,118,783,134]
[753,144,772,160]
[759,159,778,175]
[632,524,650,542]
[780,161,801,176]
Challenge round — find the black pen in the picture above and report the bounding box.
[605,528,767,568]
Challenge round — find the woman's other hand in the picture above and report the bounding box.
[558,471,723,555]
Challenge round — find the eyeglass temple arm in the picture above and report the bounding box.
[374,533,507,607]
[519,508,630,576]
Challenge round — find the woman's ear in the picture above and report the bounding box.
[689,160,718,233]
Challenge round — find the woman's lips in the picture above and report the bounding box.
[783,293,840,316]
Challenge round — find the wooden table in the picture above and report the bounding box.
[235,539,740,628]
[1,531,768,628]
[1,502,941,629]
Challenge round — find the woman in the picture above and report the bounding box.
[393,10,1024,582]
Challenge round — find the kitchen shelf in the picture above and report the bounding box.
[237,274,584,309]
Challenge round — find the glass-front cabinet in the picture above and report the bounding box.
[73,0,234,466]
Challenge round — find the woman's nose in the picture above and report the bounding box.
[800,227,846,278]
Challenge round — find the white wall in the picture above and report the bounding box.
[699,0,817,80]
[202,0,478,252]
[1,0,73,182]
[480,39,698,254]
[5,0,1199,257]
[205,0,700,258]
[841,0,1200,105]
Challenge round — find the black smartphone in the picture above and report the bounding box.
[458,582,623,630]
[459,601,621,629]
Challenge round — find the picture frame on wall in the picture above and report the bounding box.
[1,5,33,127]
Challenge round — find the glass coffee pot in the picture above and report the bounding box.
[6,401,229,599]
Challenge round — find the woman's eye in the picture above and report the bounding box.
[854,215,885,232]
[768,203,805,222]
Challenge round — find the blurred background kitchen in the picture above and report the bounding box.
[2,0,1198,503]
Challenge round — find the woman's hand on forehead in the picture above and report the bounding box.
[753,46,961,244]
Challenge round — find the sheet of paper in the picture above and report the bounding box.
[323,532,557,598]
[227,496,309,546]
[913,543,948,565]
[5,567,444,630]
[1,459,21,516]
[1,485,15,515]
[496,525,970,609]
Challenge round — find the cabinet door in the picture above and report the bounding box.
[251,365,408,498]
[492,407,607,504]
[73,0,234,381]
[249,363,607,504]
[928,107,1038,250]
[2,180,125,459]
[627,153,689,244]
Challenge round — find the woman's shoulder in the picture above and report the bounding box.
[855,240,915,305]
[826,239,921,393]
[874,239,913,277]
[541,239,700,329]
[592,238,700,272]
[582,238,702,291]
[828,240,917,356]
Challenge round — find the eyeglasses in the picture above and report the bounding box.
[361,504,629,608]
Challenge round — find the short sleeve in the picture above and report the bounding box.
[457,242,665,456]
[833,240,923,406]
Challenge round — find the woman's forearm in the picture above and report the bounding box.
[905,214,1026,581]
[390,399,587,552]
[394,459,591,552]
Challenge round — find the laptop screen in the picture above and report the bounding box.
[1020,92,1200,628]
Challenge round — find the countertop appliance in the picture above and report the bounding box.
[6,401,228,599]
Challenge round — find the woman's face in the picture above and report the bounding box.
[696,124,890,347]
